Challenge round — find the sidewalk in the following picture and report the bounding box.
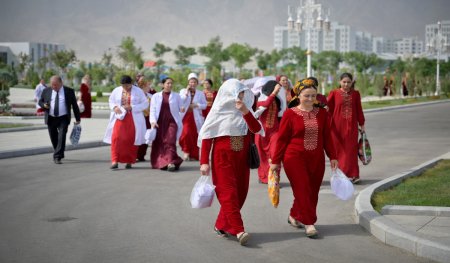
[2,87,450,262]
[355,152,450,263]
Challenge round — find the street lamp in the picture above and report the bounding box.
[288,0,330,77]
[427,21,449,96]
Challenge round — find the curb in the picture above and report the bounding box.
[354,153,450,263]
[0,141,107,159]
[363,99,450,113]
[0,125,47,133]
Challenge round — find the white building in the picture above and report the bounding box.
[394,37,424,56]
[0,42,65,67]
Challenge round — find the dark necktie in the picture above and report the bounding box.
[54,90,59,117]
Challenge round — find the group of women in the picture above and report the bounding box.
[198,73,365,246]
[102,71,366,246]
[103,73,217,171]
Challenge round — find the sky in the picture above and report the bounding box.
[1,0,449,64]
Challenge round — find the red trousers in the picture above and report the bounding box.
[211,136,251,235]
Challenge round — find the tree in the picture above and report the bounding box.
[198,36,230,73]
[225,43,257,75]
[101,50,114,84]
[16,52,30,81]
[343,52,381,73]
[117,36,143,70]
[312,51,342,75]
[50,49,77,74]
[152,42,172,79]
[173,45,196,67]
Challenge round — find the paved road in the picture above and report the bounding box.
[1,102,449,263]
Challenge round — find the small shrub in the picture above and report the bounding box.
[96,91,103,98]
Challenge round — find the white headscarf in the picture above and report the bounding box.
[197,79,259,147]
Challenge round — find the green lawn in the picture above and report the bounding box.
[0,123,33,129]
[362,96,446,109]
[372,160,450,212]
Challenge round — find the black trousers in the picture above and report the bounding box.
[47,115,69,160]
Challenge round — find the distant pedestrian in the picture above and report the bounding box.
[103,75,149,169]
[38,75,81,164]
[136,77,153,162]
[202,79,217,118]
[327,73,365,183]
[150,77,185,171]
[79,75,92,118]
[198,79,264,246]
[179,73,207,161]
[34,79,47,116]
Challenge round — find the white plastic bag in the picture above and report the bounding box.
[77,100,85,113]
[330,168,354,201]
[190,176,216,208]
[70,123,82,146]
[114,106,127,120]
[145,128,157,144]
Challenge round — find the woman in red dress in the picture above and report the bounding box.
[202,78,217,118]
[103,75,149,169]
[271,78,338,238]
[198,79,263,246]
[327,73,365,183]
[150,77,185,171]
[255,80,282,184]
[79,75,92,118]
[179,73,207,161]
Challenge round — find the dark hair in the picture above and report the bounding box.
[340,73,353,81]
[204,78,213,87]
[120,75,133,84]
[161,77,173,84]
[261,80,281,112]
[308,76,319,87]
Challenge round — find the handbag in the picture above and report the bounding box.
[358,130,372,165]
[248,142,260,169]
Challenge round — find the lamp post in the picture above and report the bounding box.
[288,0,330,77]
[427,21,448,96]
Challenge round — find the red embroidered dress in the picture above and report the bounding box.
[179,90,200,160]
[327,89,365,179]
[111,90,137,164]
[255,94,280,183]
[272,107,336,225]
[202,90,217,118]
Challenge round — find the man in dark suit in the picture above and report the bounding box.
[39,75,81,164]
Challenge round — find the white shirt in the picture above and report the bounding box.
[50,87,67,117]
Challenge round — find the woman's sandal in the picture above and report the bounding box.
[237,232,250,246]
[214,227,228,238]
[305,225,319,238]
[287,216,304,228]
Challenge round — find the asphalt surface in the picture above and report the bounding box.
[1,100,450,262]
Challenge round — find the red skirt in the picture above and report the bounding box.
[111,113,138,164]
[179,111,199,160]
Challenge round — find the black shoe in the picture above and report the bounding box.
[125,163,132,169]
[54,158,62,164]
[110,163,118,169]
